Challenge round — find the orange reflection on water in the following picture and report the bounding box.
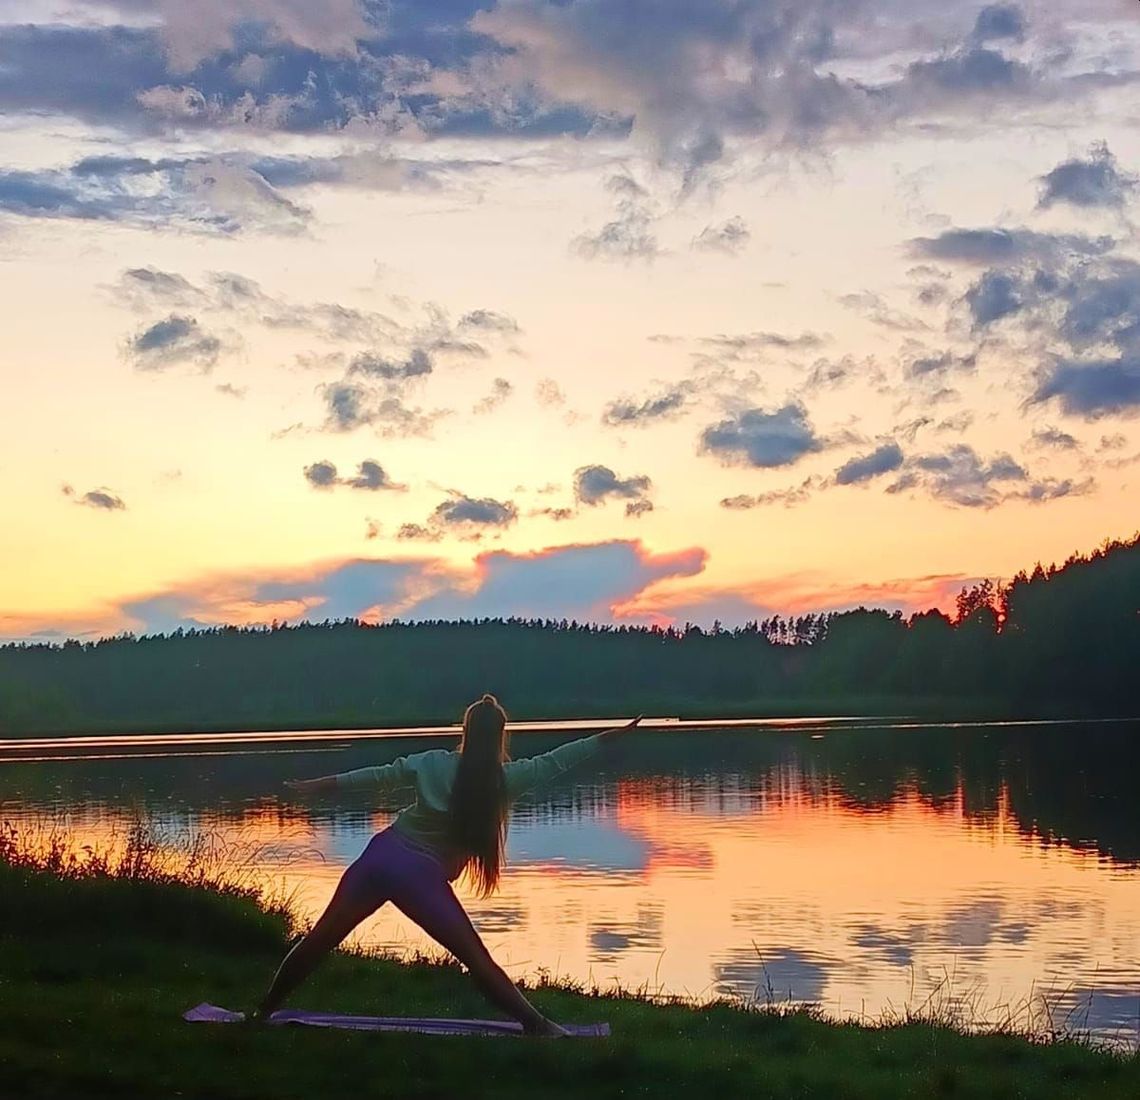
[9,776,1140,1038]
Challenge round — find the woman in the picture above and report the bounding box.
[256,694,641,1036]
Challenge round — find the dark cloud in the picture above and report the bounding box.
[62,485,127,511]
[348,348,434,381]
[887,443,1089,508]
[1028,426,1080,450]
[531,506,576,522]
[601,385,691,426]
[906,349,977,377]
[319,382,445,437]
[574,465,653,508]
[692,216,750,255]
[1058,261,1140,353]
[126,314,223,371]
[321,381,372,432]
[303,460,339,489]
[970,4,1027,45]
[1038,142,1138,211]
[0,3,1129,198]
[835,442,904,485]
[964,270,1024,326]
[624,498,655,519]
[910,227,1113,266]
[700,403,821,469]
[431,494,518,529]
[901,45,1032,100]
[348,460,405,491]
[1030,358,1140,419]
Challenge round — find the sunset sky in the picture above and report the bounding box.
[2,0,1139,641]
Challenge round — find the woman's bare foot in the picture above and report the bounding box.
[524,1017,570,1038]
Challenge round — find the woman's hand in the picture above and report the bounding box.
[599,715,643,742]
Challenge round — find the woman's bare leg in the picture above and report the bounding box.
[257,874,383,1017]
[395,881,566,1036]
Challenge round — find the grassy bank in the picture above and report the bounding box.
[2,830,1138,1099]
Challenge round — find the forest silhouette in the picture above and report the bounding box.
[2,533,1137,736]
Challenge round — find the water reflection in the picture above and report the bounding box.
[2,720,1139,1042]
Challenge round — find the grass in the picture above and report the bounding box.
[1,824,1138,1099]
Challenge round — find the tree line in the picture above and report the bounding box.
[1,533,1136,736]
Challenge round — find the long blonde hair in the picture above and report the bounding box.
[447,693,510,896]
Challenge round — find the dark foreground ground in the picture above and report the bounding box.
[2,850,1138,1100]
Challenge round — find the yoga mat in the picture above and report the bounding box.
[184,1002,609,1038]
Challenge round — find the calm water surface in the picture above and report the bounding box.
[3,718,1138,1042]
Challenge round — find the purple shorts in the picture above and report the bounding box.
[331,827,477,955]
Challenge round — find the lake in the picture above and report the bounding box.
[2,717,1138,1044]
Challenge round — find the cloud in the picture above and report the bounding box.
[719,477,818,510]
[397,490,527,542]
[964,270,1026,327]
[1038,142,1138,211]
[574,465,653,510]
[473,377,513,415]
[692,216,750,255]
[121,0,372,71]
[700,403,821,469]
[62,485,127,511]
[126,314,224,371]
[970,4,1027,44]
[573,175,661,261]
[114,267,394,344]
[349,348,434,381]
[459,310,520,334]
[319,382,445,437]
[305,459,407,492]
[909,227,1113,266]
[0,155,311,234]
[303,460,339,490]
[886,443,1092,508]
[531,506,576,522]
[431,494,518,531]
[1028,426,1080,450]
[1,1,1131,189]
[839,291,927,332]
[396,523,443,543]
[835,442,905,485]
[1030,358,1140,419]
[601,384,691,426]
[411,541,706,623]
[905,349,977,378]
[699,331,826,357]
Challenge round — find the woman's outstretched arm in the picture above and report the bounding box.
[503,716,641,798]
[286,755,416,795]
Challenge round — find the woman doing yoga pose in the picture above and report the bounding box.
[256,694,641,1036]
